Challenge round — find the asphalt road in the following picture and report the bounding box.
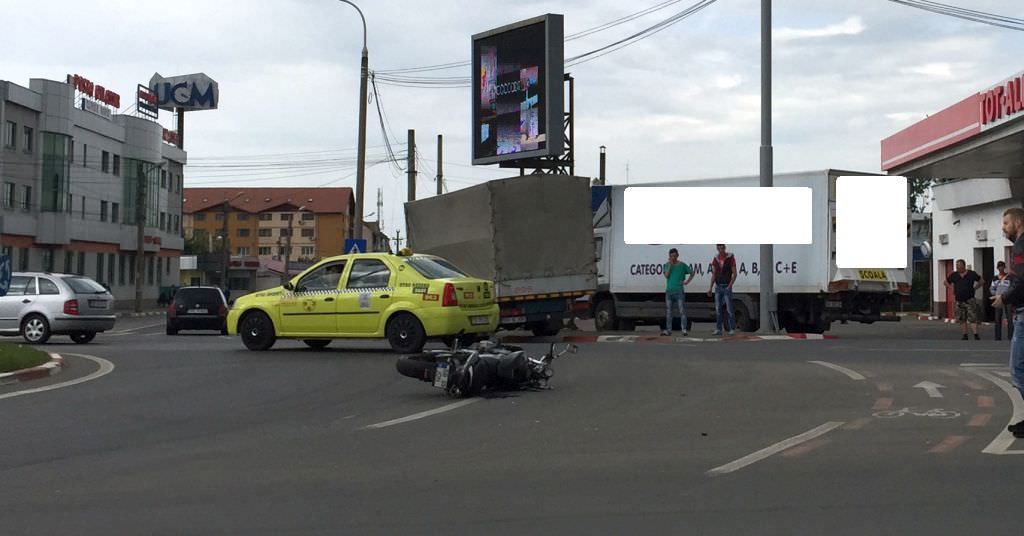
[1,315,1022,535]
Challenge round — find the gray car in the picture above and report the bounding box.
[0,272,116,344]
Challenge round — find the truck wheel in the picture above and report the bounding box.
[594,300,617,332]
[733,301,756,332]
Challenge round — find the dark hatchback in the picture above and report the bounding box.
[167,287,229,335]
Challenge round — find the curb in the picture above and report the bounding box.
[917,315,994,326]
[0,353,65,384]
[115,311,166,319]
[498,333,836,344]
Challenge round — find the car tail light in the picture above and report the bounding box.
[168,303,177,318]
[64,299,79,315]
[218,304,227,317]
[442,283,458,307]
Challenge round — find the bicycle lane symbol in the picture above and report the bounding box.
[873,407,961,419]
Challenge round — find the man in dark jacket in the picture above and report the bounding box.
[991,207,1024,438]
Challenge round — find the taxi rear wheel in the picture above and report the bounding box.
[240,311,276,351]
[303,339,331,350]
[387,313,426,354]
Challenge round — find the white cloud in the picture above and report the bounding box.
[775,16,866,42]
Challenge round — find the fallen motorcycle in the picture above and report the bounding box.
[395,340,577,398]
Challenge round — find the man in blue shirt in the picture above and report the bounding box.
[663,248,694,337]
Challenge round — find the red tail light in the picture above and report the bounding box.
[63,299,79,315]
[442,283,458,307]
[218,304,227,317]
[168,303,177,318]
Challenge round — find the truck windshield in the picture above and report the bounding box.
[405,257,467,279]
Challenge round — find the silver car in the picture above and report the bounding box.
[0,272,116,344]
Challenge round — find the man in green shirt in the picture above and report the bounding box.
[663,248,695,336]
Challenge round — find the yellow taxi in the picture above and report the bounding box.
[227,251,499,353]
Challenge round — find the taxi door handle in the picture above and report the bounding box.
[324,297,335,302]
[379,294,390,299]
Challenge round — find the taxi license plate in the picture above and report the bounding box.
[470,315,490,326]
[858,270,888,281]
[187,308,208,314]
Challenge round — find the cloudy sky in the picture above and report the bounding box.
[5,0,1023,238]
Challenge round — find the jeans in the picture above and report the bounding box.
[1012,310,1024,401]
[665,289,687,332]
[714,283,735,332]
[995,304,1014,340]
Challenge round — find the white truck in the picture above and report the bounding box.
[406,175,597,336]
[588,169,910,333]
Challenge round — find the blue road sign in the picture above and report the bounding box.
[344,239,368,254]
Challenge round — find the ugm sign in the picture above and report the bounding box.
[149,72,219,111]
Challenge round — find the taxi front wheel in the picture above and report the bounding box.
[387,313,426,354]
[241,311,277,351]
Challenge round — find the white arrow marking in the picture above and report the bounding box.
[914,381,946,398]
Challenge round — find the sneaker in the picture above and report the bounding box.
[1015,429,1024,439]
[1007,420,1024,433]
[974,334,981,340]
[682,330,689,336]
[712,330,723,336]
[728,330,736,336]
[962,334,968,340]
[661,330,671,336]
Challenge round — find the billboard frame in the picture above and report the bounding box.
[471,13,564,166]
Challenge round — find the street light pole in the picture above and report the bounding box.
[339,0,368,241]
[758,0,778,334]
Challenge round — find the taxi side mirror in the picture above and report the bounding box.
[283,282,294,291]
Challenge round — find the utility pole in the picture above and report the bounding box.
[338,1,369,242]
[407,129,417,203]
[599,146,607,185]
[221,199,230,291]
[436,134,443,196]
[758,0,778,334]
[282,212,293,285]
[133,163,147,312]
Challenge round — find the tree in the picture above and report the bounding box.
[184,229,210,255]
[909,178,934,213]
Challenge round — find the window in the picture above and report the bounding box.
[147,256,155,285]
[279,228,291,237]
[157,258,163,285]
[101,151,110,173]
[64,276,106,293]
[97,253,105,283]
[113,155,120,175]
[118,255,126,285]
[215,212,225,221]
[39,278,60,295]
[195,213,206,221]
[160,212,166,231]
[4,121,16,149]
[6,276,34,296]
[301,228,315,238]
[42,249,54,272]
[81,196,86,219]
[278,246,286,255]
[82,144,87,166]
[347,259,391,289]
[177,174,182,193]
[405,257,467,279]
[160,170,167,189]
[258,247,272,255]
[66,193,72,214]
[3,182,14,209]
[296,261,347,292]
[280,213,292,221]
[20,185,31,211]
[301,212,315,221]
[237,213,250,221]
[77,252,86,276]
[258,213,273,221]
[237,228,250,237]
[237,247,250,255]
[174,215,180,233]
[112,203,120,224]
[128,255,135,284]
[165,257,170,275]
[18,248,29,271]
[258,228,272,237]
[301,246,315,256]
[64,250,74,274]
[23,126,33,153]
[100,201,108,222]
[108,253,115,285]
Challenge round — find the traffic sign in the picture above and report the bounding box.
[0,255,10,297]
[344,239,368,254]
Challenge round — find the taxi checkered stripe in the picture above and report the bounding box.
[285,287,394,298]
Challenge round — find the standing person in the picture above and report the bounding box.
[991,261,1015,341]
[707,244,737,336]
[663,248,694,337]
[991,207,1024,438]
[944,259,983,340]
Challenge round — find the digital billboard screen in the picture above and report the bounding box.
[472,14,564,165]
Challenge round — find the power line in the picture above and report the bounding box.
[887,0,1024,31]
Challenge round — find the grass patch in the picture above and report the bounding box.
[0,343,51,373]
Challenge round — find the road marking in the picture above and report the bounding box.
[0,354,114,401]
[842,417,872,431]
[914,381,946,398]
[364,398,481,429]
[106,322,164,336]
[929,435,971,454]
[964,380,987,391]
[873,398,894,410]
[968,414,992,427]
[873,407,960,419]
[966,369,1024,455]
[961,363,1005,367]
[706,421,845,476]
[977,396,996,408]
[808,361,866,381]
[780,438,831,458]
